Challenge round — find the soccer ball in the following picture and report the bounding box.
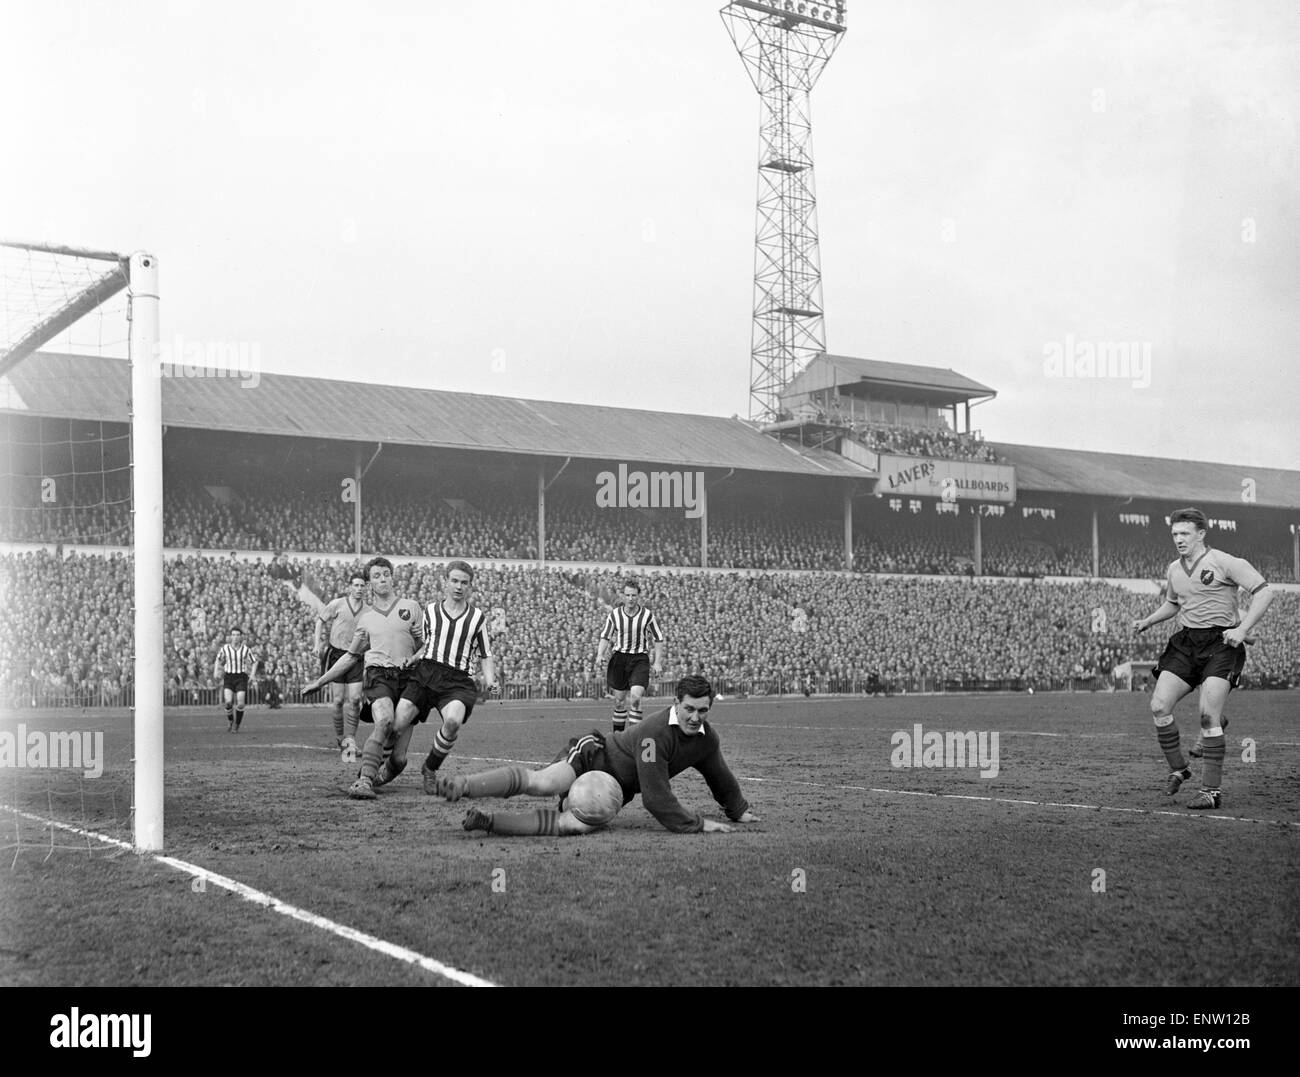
[566,770,623,827]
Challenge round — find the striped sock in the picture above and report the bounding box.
[1155,719,1185,770]
[627,702,643,726]
[483,809,559,836]
[343,704,360,740]
[612,707,627,732]
[463,765,531,799]
[331,704,345,739]
[1200,736,1226,790]
[423,724,459,771]
[359,733,386,780]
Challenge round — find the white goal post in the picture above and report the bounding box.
[0,240,163,851]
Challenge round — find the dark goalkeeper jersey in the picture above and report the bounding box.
[601,706,749,833]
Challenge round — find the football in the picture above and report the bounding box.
[566,770,624,827]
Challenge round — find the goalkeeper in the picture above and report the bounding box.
[433,675,760,836]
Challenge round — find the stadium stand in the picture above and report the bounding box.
[3,357,1298,707]
[3,550,1297,708]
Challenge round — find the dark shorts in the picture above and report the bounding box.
[323,646,364,685]
[552,731,628,811]
[222,673,249,694]
[607,652,650,692]
[1155,626,1247,690]
[400,658,478,725]
[363,665,406,706]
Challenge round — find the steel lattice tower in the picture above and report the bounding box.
[721,1,847,423]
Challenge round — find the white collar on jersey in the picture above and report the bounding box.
[668,705,707,735]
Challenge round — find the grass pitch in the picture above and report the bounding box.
[2,692,1297,987]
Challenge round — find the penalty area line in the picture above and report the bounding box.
[732,776,1300,828]
[0,804,496,987]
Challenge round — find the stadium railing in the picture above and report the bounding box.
[12,671,1296,711]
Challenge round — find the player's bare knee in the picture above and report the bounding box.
[528,762,576,796]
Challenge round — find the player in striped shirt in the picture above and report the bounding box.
[315,571,369,763]
[1133,508,1274,810]
[302,557,424,799]
[411,561,499,792]
[213,627,258,732]
[596,579,665,732]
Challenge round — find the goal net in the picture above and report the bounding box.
[0,240,163,851]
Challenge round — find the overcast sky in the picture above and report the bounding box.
[3,1,1297,470]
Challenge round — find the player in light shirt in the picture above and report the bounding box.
[1133,508,1274,810]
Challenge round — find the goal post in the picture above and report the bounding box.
[129,251,163,851]
[0,240,163,851]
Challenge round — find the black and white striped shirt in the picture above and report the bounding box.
[417,602,492,674]
[600,606,665,655]
[218,643,256,675]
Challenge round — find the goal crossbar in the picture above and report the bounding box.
[0,240,130,375]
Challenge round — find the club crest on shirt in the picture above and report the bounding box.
[399,608,411,620]
[1200,569,1215,585]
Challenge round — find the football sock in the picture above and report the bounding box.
[234,707,244,730]
[627,702,643,726]
[224,702,233,722]
[1155,717,1185,770]
[423,725,459,772]
[343,703,360,740]
[476,809,559,836]
[612,707,627,732]
[461,765,531,800]
[359,734,385,780]
[331,703,345,739]
[1200,735,1226,790]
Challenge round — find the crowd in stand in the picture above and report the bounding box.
[4,475,1297,582]
[3,550,1298,708]
[5,445,1295,587]
[4,472,1295,587]
[853,424,997,463]
[777,406,997,463]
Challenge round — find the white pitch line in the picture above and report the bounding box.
[0,804,496,987]
[731,775,1300,828]
[244,743,336,752]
